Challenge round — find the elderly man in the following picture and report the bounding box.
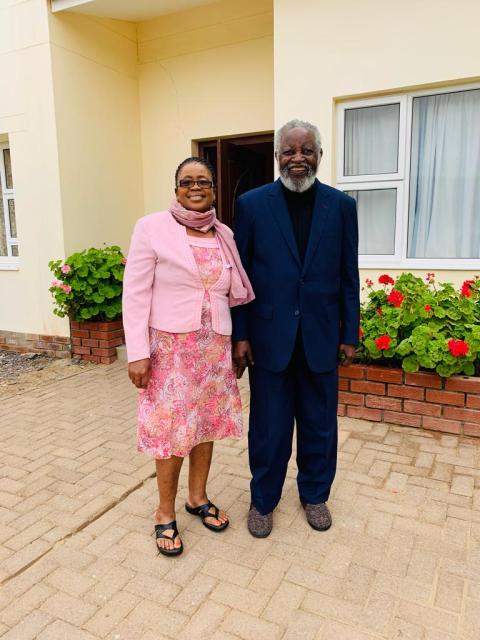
[232,119,359,537]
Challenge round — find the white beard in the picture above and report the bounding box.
[279,167,317,193]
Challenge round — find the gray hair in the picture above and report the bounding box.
[274,119,322,157]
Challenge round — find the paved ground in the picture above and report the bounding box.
[0,361,479,639]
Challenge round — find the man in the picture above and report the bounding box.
[232,119,359,537]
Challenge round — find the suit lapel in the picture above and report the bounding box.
[302,181,332,275]
[268,179,301,267]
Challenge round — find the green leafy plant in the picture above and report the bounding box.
[359,272,480,377]
[48,246,125,322]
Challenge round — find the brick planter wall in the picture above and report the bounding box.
[338,364,480,438]
[0,329,70,357]
[70,320,124,364]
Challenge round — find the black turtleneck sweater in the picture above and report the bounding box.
[282,183,316,264]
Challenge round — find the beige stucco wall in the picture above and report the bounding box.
[0,0,66,335]
[48,11,144,256]
[137,0,274,212]
[274,0,480,285]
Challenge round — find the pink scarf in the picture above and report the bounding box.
[169,199,255,307]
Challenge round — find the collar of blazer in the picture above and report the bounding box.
[268,178,332,274]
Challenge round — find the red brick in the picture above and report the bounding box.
[339,364,365,379]
[347,406,382,422]
[97,320,123,331]
[79,322,99,331]
[92,347,117,357]
[463,423,480,437]
[425,389,465,407]
[69,321,81,329]
[71,337,81,346]
[339,391,364,406]
[366,366,403,384]
[97,337,124,348]
[338,378,349,391]
[387,384,424,400]
[56,336,70,344]
[384,410,422,428]
[72,345,91,355]
[467,395,480,409]
[0,336,5,344]
[55,350,70,359]
[404,400,442,417]
[33,341,52,350]
[366,395,402,411]
[422,416,462,435]
[350,380,385,395]
[100,356,117,364]
[405,371,442,389]
[71,329,90,339]
[82,339,99,348]
[443,406,480,424]
[81,354,100,363]
[445,376,480,394]
[337,404,346,417]
[90,329,124,341]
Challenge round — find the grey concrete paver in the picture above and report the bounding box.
[1,361,480,638]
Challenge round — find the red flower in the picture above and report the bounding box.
[379,274,395,286]
[376,307,383,316]
[460,280,476,297]
[359,327,363,338]
[365,278,374,287]
[448,339,469,358]
[424,305,432,312]
[375,335,391,351]
[387,289,405,308]
[425,272,436,283]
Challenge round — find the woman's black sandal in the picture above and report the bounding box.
[185,500,229,532]
[154,520,183,557]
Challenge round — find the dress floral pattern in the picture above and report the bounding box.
[137,237,243,459]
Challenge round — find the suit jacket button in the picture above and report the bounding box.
[294,310,300,316]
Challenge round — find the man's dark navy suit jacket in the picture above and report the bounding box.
[232,178,360,373]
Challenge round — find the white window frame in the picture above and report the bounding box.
[336,83,480,270]
[0,142,18,270]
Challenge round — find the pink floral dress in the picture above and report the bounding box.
[137,236,243,459]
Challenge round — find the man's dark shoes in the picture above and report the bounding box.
[301,502,332,531]
[247,504,273,538]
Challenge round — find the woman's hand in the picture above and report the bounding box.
[128,358,152,389]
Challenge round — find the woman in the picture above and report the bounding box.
[123,157,254,557]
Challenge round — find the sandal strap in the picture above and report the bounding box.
[154,520,179,541]
[196,501,219,521]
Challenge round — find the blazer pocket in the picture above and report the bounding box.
[254,302,273,319]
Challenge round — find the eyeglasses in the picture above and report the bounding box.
[177,179,214,189]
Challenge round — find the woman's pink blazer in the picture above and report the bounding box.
[122,211,233,363]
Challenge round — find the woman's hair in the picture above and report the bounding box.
[175,156,216,187]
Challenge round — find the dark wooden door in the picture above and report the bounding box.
[198,134,273,228]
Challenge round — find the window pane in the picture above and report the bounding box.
[347,189,396,255]
[3,148,13,189]
[0,178,6,255]
[11,244,19,257]
[8,199,16,238]
[408,89,480,258]
[344,104,400,176]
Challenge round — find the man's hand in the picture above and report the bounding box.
[233,340,254,379]
[128,358,152,389]
[338,344,356,367]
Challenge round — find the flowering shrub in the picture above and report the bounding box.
[48,246,125,322]
[358,272,480,377]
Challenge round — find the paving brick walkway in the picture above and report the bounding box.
[0,362,479,639]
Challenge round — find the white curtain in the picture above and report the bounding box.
[408,89,480,258]
[348,189,396,255]
[344,104,399,176]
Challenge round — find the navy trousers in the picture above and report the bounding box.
[248,355,338,515]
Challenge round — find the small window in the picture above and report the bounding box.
[0,140,18,263]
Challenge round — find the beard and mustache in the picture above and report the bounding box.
[279,162,317,193]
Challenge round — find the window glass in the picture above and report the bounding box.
[3,148,13,189]
[8,200,16,238]
[347,189,396,255]
[408,89,480,258]
[344,104,400,176]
